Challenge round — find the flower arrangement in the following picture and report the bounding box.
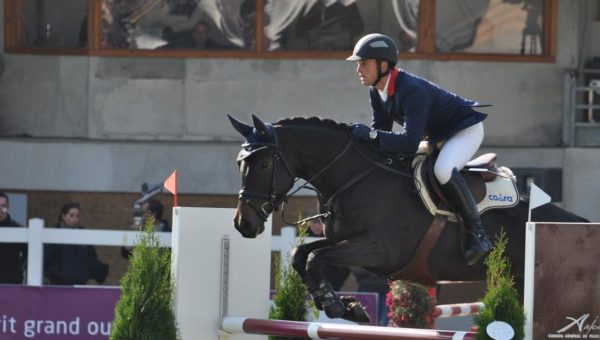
[386,280,435,328]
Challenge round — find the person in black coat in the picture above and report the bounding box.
[44,202,109,285]
[0,192,27,284]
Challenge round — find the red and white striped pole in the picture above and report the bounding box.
[222,317,476,340]
[434,302,485,318]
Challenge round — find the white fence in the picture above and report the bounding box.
[0,218,312,287]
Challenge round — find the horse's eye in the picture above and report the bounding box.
[259,161,269,169]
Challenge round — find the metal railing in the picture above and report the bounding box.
[563,68,600,146]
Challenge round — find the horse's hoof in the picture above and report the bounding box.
[323,301,346,319]
[340,296,371,324]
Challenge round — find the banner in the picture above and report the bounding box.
[0,285,120,339]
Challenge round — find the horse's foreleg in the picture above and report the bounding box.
[305,238,385,323]
[290,239,333,305]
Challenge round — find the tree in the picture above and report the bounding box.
[269,221,315,340]
[111,218,179,340]
[474,231,525,340]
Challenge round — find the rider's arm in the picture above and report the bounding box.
[376,84,432,154]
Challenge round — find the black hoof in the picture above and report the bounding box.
[340,296,371,324]
[324,300,346,319]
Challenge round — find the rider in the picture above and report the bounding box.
[347,33,492,266]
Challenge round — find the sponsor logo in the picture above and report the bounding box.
[487,194,514,202]
[547,313,600,338]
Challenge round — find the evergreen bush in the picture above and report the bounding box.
[474,231,525,340]
[111,218,179,340]
[269,221,315,340]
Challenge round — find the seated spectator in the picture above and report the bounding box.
[161,20,223,50]
[0,192,27,284]
[44,202,109,285]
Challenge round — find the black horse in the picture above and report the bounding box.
[229,114,588,323]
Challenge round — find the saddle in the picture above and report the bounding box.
[413,144,519,220]
[387,142,520,286]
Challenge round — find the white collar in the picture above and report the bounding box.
[377,74,391,102]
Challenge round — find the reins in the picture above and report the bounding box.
[279,135,416,225]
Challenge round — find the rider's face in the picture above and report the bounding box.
[356,59,378,86]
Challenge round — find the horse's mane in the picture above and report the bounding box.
[276,116,349,132]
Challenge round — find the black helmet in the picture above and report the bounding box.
[347,33,399,67]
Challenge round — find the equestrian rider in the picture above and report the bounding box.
[347,33,492,266]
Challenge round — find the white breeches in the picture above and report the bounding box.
[434,122,484,185]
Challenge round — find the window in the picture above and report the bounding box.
[3,0,556,62]
[263,0,419,52]
[435,0,544,55]
[16,0,88,49]
[100,0,255,50]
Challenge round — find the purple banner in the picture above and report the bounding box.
[0,285,120,340]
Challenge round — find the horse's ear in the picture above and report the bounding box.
[228,114,253,137]
[251,114,270,136]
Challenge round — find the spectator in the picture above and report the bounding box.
[44,202,109,285]
[161,20,222,50]
[142,198,170,232]
[190,20,222,49]
[0,192,27,284]
[121,198,169,259]
[306,218,349,291]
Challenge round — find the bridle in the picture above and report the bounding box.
[236,121,356,224]
[237,142,295,222]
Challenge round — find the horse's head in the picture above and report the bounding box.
[228,114,296,238]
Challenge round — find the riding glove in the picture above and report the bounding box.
[350,124,371,140]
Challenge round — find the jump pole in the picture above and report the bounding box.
[221,317,476,339]
[434,302,485,318]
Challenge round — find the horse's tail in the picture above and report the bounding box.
[528,199,590,222]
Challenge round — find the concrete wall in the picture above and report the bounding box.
[0,0,598,221]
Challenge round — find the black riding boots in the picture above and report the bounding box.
[441,168,493,266]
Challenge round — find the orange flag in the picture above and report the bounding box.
[164,170,178,207]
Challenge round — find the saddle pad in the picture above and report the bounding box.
[414,158,520,219]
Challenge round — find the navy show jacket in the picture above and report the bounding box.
[370,68,488,154]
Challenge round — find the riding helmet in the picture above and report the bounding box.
[346,33,399,67]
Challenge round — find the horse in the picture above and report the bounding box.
[228,114,588,323]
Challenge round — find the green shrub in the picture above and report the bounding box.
[111,218,179,340]
[474,231,525,340]
[269,221,315,340]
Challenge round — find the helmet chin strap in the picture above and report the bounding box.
[370,59,391,87]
